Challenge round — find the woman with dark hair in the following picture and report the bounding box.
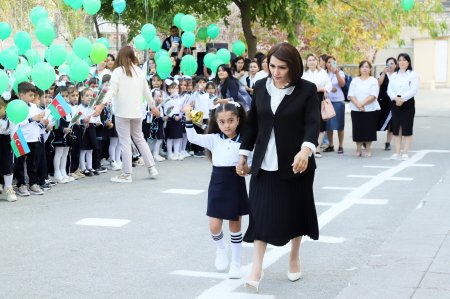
[348,61,380,157]
[237,42,320,291]
[377,57,397,151]
[98,54,115,80]
[232,56,248,86]
[94,45,160,183]
[215,64,241,105]
[253,55,269,82]
[387,53,419,160]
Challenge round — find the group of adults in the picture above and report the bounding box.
[103,40,418,290]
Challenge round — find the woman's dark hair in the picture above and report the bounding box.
[266,42,303,87]
[107,53,115,61]
[325,55,336,64]
[114,45,139,77]
[396,53,413,72]
[358,60,372,76]
[254,52,265,69]
[386,57,397,65]
[232,56,245,73]
[205,102,247,160]
[320,54,328,62]
[215,64,240,99]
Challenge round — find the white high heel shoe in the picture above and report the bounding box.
[287,271,302,282]
[245,271,264,292]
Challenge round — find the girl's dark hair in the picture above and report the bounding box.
[80,87,93,98]
[215,64,239,99]
[358,60,372,76]
[114,45,139,77]
[397,53,413,72]
[267,42,304,87]
[386,57,397,65]
[150,74,163,89]
[205,81,216,90]
[205,102,247,160]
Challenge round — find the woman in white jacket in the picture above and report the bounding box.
[94,46,160,183]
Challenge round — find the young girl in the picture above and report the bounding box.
[0,98,17,202]
[52,101,74,184]
[150,88,166,162]
[206,81,218,104]
[67,86,85,179]
[77,88,101,176]
[182,102,250,279]
[163,82,184,161]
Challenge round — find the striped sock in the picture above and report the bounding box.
[211,231,226,250]
[230,231,243,265]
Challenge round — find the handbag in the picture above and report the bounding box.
[321,92,336,121]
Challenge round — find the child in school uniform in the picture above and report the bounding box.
[150,88,166,162]
[163,82,184,161]
[0,98,17,202]
[182,102,250,279]
[190,76,211,158]
[67,86,85,179]
[77,88,101,176]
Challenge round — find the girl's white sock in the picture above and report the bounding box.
[211,231,226,250]
[230,231,243,265]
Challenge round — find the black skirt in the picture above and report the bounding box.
[351,110,379,142]
[150,117,165,140]
[317,92,327,132]
[52,118,72,147]
[391,98,415,136]
[165,119,183,139]
[106,116,118,138]
[81,125,98,150]
[0,134,14,175]
[243,170,319,246]
[207,166,249,221]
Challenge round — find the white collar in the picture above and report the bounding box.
[265,78,295,97]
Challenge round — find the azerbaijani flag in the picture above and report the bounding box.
[49,93,71,120]
[10,128,30,158]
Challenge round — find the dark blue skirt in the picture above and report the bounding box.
[207,166,249,221]
[0,134,13,175]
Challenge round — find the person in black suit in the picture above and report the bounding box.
[236,42,320,290]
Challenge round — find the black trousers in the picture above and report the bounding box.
[14,141,42,187]
[69,126,82,173]
[37,138,47,185]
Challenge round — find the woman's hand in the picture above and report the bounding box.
[292,148,310,174]
[236,155,249,177]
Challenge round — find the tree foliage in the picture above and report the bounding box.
[300,0,448,63]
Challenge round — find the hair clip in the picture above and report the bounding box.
[211,101,241,110]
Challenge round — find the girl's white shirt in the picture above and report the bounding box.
[387,70,419,101]
[348,77,381,112]
[302,68,332,93]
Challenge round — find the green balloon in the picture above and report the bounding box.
[31,62,56,90]
[0,48,19,70]
[216,48,231,64]
[232,40,246,56]
[203,53,216,68]
[207,24,219,39]
[97,37,110,49]
[25,49,42,67]
[58,64,71,75]
[83,0,101,15]
[90,42,108,64]
[30,6,48,26]
[70,59,90,82]
[0,22,12,41]
[180,15,196,32]
[210,59,223,74]
[84,57,93,66]
[173,13,185,28]
[66,52,78,66]
[148,36,161,52]
[14,31,32,51]
[401,0,414,11]
[141,23,157,43]
[12,70,29,94]
[34,20,56,46]
[69,0,83,10]
[15,64,31,77]
[6,99,29,124]
[154,49,168,63]
[0,69,9,94]
[180,55,197,76]
[45,44,67,67]
[197,27,208,41]
[73,37,92,59]
[134,34,147,51]
[156,55,172,79]
[181,31,195,48]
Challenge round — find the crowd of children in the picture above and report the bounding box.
[0,67,221,202]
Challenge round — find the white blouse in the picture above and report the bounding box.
[327,70,346,102]
[186,126,252,167]
[387,70,419,102]
[302,69,332,93]
[348,77,380,112]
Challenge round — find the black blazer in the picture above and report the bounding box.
[240,78,320,179]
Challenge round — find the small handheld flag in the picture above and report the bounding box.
[49,93,71,120]
[11,128,30,158]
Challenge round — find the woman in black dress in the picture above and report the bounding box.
[237,42,320,291]
[377,57,397,151]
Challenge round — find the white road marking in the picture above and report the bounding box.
[75,218,130,227]
[347,175,413,181]
[363,165,393,169]
[193,150,450,298]
[315,202,335,206]
[354,199,389,205]
[322,187,357,190]
[171,270,228,279]
[410,163,435,167]
[162,188,205,195]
